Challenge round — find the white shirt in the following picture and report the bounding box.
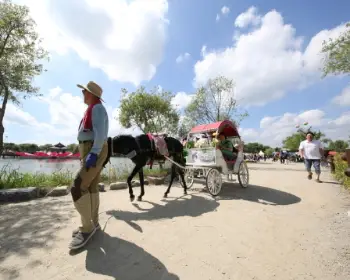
[299,140,324,159]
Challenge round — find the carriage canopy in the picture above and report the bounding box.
[189,120,240,137]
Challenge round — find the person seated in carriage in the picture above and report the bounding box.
[216,131,238,161]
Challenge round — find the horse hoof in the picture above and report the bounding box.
[184,191,187,195]
[130,196,135,202]
[137,196,142,201]
[163,193,168,198]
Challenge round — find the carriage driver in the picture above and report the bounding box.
[216,132,238,161]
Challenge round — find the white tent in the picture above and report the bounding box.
[259,150,264,156]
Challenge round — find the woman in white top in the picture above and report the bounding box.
[298,132,324,183]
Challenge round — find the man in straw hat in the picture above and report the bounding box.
[69,81,109,250]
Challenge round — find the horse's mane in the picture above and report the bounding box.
[113,134,135,141]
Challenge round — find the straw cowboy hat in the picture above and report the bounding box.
[77,81,104,102]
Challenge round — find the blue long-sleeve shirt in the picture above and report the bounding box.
[77,104,109,155]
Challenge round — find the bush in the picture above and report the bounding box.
[0,165,74,189]
[333,154,350,189]
[0,163,170,189]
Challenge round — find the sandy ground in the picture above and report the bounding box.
[1,161,350,280]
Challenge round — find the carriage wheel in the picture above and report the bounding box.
[238,161,249,188]
[179,169,194,189]
[206,168,223,196]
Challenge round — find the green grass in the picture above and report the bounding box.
[0,163,170,189]
[333,154,350,189]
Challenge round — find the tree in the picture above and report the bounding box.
[282,127,325,151]
[0,0,49,154]
[185,76,248,126]
[3,142,18,151]
[283,134,304,151]
[244,142,271,154]
[264,148,274,157]
[177,116,195,139]
[119,86,180,135]
[321,22,350,76]
[327,140,349,152]
[17,143,38,152]
[66,143,78,153]
[38,144,53,151]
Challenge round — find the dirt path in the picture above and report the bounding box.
[1,162,350,280]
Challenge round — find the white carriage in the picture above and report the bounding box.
[183,120,249,196]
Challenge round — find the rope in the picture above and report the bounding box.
[164,155,186,169]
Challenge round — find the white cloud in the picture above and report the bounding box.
[195,7,348,107]
[5,86,142,144]
[332,84,350,106]
[4,103,54,132]
[240,109,350,147]
[42,87,141,139]
[171,92,194,110]
[176,52,191,63]
[216,5,230,21]
[221,6,230,15]
[7,86,198,144]
[302,24,348,74]
[234,6,261,28]
[15,0,169,85]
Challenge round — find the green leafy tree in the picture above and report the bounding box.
[66,143,78,153]
[282,127,325,151]
[38,144,53,151]
[0,0,49,154]
[185,76,248,126]
[119,86,180,135]
[264,147,274,157]
[244,142,271,153]
[327,140,349,152]
[17,143,39,153]
[321,138,332,145]
[3,142,18,151]
[177,116,195,139]
[321,22,350,76]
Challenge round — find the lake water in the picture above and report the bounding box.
[0,157,136,175]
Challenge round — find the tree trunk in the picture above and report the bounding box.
[0,82,10,156]
[0,122,4,155]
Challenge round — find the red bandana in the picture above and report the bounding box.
[80,100,101,131]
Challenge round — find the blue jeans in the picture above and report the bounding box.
[304,159,321,174]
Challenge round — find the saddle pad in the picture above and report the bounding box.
[147,133,169,156]
[154,136,169,156]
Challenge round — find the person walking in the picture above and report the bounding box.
[69,81,109,250]
[298,132,324,183]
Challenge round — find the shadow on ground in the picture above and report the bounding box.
[189,179,301,206]
[216,183,301,205]
[107,194,219,232]
[0,198,74,265]
[70,231,179,280]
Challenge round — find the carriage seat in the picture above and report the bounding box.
[225,160,236,170]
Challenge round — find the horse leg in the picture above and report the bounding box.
[164,164,176,198]
[177,165,188,195]
[127,163,143,202]
[137,168,145,201]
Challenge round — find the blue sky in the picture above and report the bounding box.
[5,0,350,147]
